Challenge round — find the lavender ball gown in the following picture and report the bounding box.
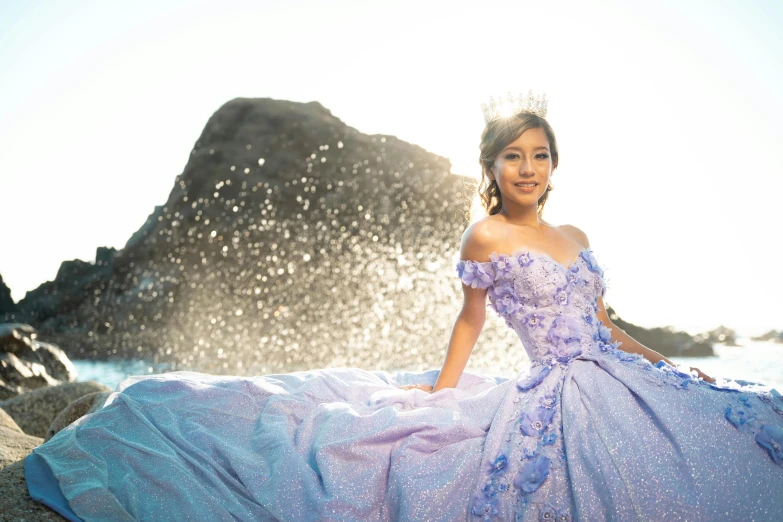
[25,247,783,521]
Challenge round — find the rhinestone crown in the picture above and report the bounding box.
[481,90,548,124]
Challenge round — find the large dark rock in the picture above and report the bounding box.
[11,98,482,373]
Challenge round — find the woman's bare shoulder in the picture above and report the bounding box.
[557,223,591,248]
[459,217,505,262]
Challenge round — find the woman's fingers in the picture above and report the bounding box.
[396,384,433,392]
[691,367,716,383]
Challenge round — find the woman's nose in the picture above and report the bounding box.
[519,159,534,174]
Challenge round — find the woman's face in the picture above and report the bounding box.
[489,127,553,210]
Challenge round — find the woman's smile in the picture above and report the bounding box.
[514,181,538,193]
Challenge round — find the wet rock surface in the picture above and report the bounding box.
[0,461,67,521]
[0,324,78,400]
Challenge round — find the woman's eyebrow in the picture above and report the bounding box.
[502,145,550,152]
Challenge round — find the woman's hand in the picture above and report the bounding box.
[690,367,716,384]
[397,384,434,393]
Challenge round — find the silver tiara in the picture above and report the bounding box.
[481,90,548,124]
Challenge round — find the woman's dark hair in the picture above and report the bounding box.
[477,112,559,217]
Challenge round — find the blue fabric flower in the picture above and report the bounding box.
[520,406,555,437]
[524,312,546,329]
[553,285,570,306]
[579,249,602,275]
[540,392,558,409]
[542,433,557,446]
[513,454,551,493]
[597,340,612,353]
[518,252,534,267]
[547,315,583,345]
[551,339,583,362]
[755,424,783,465]
[457,260,495,289]
[489,284,524,315]
[471,494,500,520]
[547,315,584,362]
[725,405,756,433]
[517,365,551,391]
[489,252,518,278]
[488,454,508,476]
[597,323,612,343]
[614,350,642,363]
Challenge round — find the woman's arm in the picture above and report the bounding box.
[398,221,494,393]
[595,296,715,382]
[431,287,488,391]
[594,296,673,367]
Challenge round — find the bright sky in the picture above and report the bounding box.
[1,0,781,337]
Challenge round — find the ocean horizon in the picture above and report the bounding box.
[72,338,783,393]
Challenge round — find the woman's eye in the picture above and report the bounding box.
[505,153,548,160]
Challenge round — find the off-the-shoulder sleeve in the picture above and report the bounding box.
[455,259,495,289]
[580,249,608,298]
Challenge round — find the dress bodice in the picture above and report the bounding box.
[456,247,613,365]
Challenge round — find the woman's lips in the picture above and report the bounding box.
[514,182,538,193]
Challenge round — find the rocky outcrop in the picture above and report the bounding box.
[752,329,783,343]
[704,325,739,346]
[0,274,18,318]
[0,324,78,400]
[0,460,67,521]
[0,381,111,438]
[45,391,111,441]
[607,306,716,357]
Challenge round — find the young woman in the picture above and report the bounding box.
[25,98,783,521]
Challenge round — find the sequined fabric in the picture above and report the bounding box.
[25,247,783,521]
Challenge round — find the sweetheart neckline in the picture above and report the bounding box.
[467,246,592,271]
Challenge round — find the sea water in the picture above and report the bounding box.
[72,339,783,392]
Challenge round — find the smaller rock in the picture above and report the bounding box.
[46,391,111,441]
[0,381,111,438]
[31,340,78,383]
[0,324,79,399]
[0,407,22,433]
[0,460,67,521]
[0,352,60,393]
[0,323,37,355]
[0,426,42,469]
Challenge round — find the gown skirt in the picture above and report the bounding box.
[23,247,783,521]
